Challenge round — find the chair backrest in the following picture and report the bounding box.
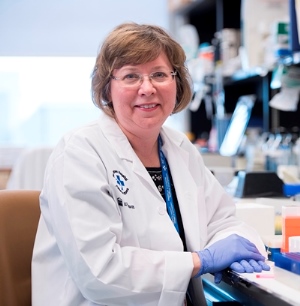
[0,190,40,306]
[6,146,53,190]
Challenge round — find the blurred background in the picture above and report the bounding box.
[1,0,300,193]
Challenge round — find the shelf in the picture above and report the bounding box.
[170,0,276,137]
[204,69,270,87]
[225,69,270,85]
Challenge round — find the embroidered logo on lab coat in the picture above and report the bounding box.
[113,170,129,194]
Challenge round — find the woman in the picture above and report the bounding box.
[32,22,269,306]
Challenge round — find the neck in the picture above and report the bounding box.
[129,134,161,168]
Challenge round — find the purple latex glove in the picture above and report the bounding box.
[194,234,268,281]
[213,260,270,284]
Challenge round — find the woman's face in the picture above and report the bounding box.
[110,52,177,138]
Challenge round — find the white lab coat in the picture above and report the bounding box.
[32,113,267,306]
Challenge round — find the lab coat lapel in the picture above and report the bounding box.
[161,136,203,251]
[98,115,163,199]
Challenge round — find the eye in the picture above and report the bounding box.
[151,71,168,81]
[123,73,140,81]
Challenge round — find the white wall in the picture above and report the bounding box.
[0,0,190,146]
[0,0,170,56]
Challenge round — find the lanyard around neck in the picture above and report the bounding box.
[158,135,179,233]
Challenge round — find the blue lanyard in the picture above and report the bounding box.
[158,135,179,233]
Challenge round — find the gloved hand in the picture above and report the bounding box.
[230,259,270,273]
[213,259,270,284]
[193,234,268,280]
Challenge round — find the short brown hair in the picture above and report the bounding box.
[91,22,193,117]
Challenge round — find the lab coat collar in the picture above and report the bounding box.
[97,114,163,200]
[97,114,136,161]
[97,113,185,160]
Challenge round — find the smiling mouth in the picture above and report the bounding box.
[138,104,158,109]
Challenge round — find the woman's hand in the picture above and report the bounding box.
[193,234,269,280]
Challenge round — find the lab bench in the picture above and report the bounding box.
[202,261,300,306]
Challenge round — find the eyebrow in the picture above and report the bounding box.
[118,65,170,72]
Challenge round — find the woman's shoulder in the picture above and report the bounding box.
[59,112,115,142]
[161,125,188,140]
[161,125,192,148]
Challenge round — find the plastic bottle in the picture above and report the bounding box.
[281,205,300,253]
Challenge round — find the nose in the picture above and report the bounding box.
[141,75,153,85]
[138,76,156,95]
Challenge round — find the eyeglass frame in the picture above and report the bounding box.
[111,71,177,87]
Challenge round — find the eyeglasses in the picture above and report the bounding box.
[111,71,177,88]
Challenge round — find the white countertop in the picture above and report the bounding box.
[236,261,300,306]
